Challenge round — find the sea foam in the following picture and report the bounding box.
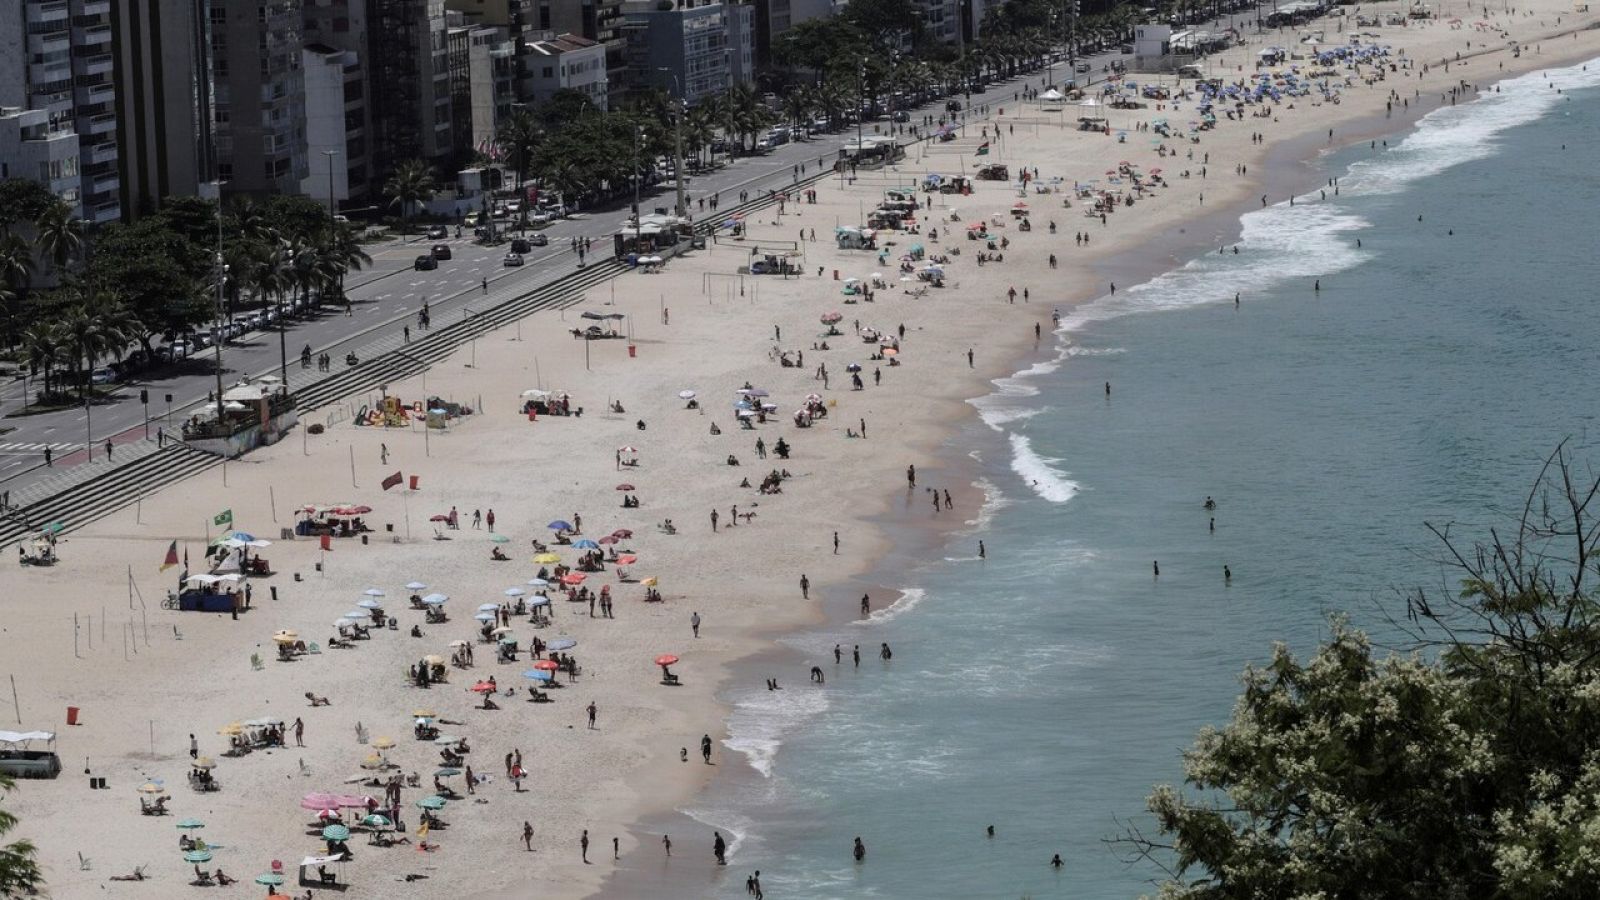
[1008,433,1079,503]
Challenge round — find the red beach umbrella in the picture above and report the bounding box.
[532,660,559,671]
[655,654,679,668]
[561,573,586,585]
[615,483,635,491]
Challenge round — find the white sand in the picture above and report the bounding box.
[4,4,1597,896]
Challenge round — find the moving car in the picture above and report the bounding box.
[414,255,438,271]
[510,238,531,254]
[427,225,448,239]
[503,252,524,267]
[527,233,549,247]
[1075,61,1092,73]
[431,244,452,260]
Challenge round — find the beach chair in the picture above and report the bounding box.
[251,653,264,671]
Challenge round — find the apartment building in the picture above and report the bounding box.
[0,0,120,223]
[110,0,215,218]
[623,0,750,106]
[301,0,372,202]
[447,22,517,164]
[531,0,626,102]
[523,32,607,110]
[367,0,453,177]
[210,0,308,195]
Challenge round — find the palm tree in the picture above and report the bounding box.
[0,773,43,896]
[684,105,717,167]
[782,88,816,140]
[384,159,438,233]
[228,197,275,246]
[320,224,371,303]
[33,200,84,273]
[497,109,543,193]
[56,290,131,398]
[20,321,64,398]
[0,232,34,347]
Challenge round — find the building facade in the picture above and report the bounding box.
[524,32,608,110]
[210,0,308,196]
[0,107,80,217]
[622,0,737,106]
[532,0,626,102]
[302,0,373,202]
[447,22,517,164]
[0,0,120,223]
[111,0,215,218]
[299,44,363,205]
[368,0,453,182]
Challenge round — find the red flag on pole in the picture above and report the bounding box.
[382,471,403,491]
[320,534,333,551]
[160,540,179,571]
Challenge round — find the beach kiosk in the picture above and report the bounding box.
[170,573,247,613]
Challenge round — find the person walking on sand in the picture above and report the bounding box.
[190,733,198,759]
[714,831,728,865]
[691,611,701,638]
[293,717,304,747]
[860,594,871,616]
[967,349,974,368]
[907,464,916,488]
[663,834,672,856]
[833,531,840,554]
[472,509,482,529]
[465,764,475,794]
[486,509,495,531]
[586,701,598,729]
[613,836,620,860]
[505,752,514,776]
[380,443,389,465]
[800,574,810,599]
[581,829,590,864]
[711,509,719,532]
[701,734,713,764]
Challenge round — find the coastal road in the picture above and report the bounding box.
[0,43,1158,493]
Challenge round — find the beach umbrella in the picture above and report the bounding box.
[360,588,385,597]
[531,660,559,671]
[421,593,449,606]
[524,669,554,682]
[362,814,392,829]
[322,824,352,841]
[255,873,285,887]
[598,536,619,545]
[371,736,396,750]
[301,792,341,810]
[641,577,659,587]
[192,757,216,770]
[474,612,496,622]
[491,627,514,637]
[176,818,206,830]
[845,363,862,373]
[611,529,633,538]
[617,446,637,454]
[615,483,635,491]
[821,311,843,324]
[273,629,299,640]
[618,554,638,565]
[449,639,469,648]
[882,347,899,357]
[423,654,446,665]
[357,599,383,609]
[547,520,573,531]
[429,514,449,522]
[411,708,437,718]
[528,596,550,608]
[526,578,550,589]
[217,723,243,736]
[572,539,599,549]
[548,639,577,651]
[655,654,680,667]
[470,681,497,693]
[490,533,511,544]
[678,390,696,400]
[338,794,376,808]
[184,849,214,863]
[415,795,448,810]
[533,553,562,565]
[435,768,462,777]
[561,573,586,585]
[342,610,368,621]
[137,781,164,795]
[360,753,385,770]
[503,587,524,597]
[404,581,428,591]
[333,618,355,629]
[478,602,501,612]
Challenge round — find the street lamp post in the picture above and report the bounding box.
[212,184,228,424]
[322,149,339,226]
[656,68,687,219]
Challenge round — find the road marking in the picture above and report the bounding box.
[0,442,76,453]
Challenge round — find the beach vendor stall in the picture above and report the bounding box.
[166,574,247,613]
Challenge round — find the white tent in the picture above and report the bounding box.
[1040,88,1066,102]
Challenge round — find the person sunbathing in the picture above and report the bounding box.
[305,692,332,706]
[215,869,236,886]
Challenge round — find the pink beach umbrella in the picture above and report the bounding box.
[301,792,341,811]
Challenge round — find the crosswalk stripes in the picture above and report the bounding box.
[0,442,77,453]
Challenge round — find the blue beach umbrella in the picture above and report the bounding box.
[548,638,576,651]
[547,520,573,531]
[572,539,599,549]
[524,669,554,682]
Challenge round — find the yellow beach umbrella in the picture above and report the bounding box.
[193,756,216,770]
[422,654,445,666]
[411,708,437,719]
[137,782,163,794]
[371,736,396,750]
[533,553,561,565]
[360,754,385,770]
[217,723,243,736]
[641,577,659,587]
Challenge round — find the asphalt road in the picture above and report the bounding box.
[0,44,1152,490]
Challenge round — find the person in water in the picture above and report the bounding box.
[853,837,866,862]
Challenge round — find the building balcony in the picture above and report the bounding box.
[75,82,114,107]
[91,172,118,194]
[26,2,69,26]
[85,141,117,165]
[84,113,116,135]
[74,24,112,45]
[78,0,110,17]
[35,30,69,52]
[78,55,113,78]
[86,199,119,224]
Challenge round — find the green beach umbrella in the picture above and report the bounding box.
[176,818,205,830]
[183,849,213,863]
[489,533,511,544]
[415,795,447,810]
[255,873,285,886]
[40,522,64,534]
[322,824,352,841]
[435,767,462,777]
[361,813,392,829]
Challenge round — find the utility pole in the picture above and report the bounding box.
[322,150,339,225]
[213,184,228,422]
[657,69,687,219]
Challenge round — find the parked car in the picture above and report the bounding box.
[528,211,554,226]
[503,252,524,267]
[90,367,119,385]
[414,255,438,271]
[431,244,452,260]
[1075,61,1092,73]
[891,110,910,122]
[427,225,448,239]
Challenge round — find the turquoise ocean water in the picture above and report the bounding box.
[685,60,1600,898]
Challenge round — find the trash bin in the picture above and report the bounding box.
[628,345,637,358]
[66,706,80,726]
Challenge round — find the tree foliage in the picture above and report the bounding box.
[1124,448,1600,900]
[0,773,42,897]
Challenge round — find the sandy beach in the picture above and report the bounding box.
[4,2,1598,896]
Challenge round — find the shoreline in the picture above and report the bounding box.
[3,7,1595,898]
[594,25,1600,898]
